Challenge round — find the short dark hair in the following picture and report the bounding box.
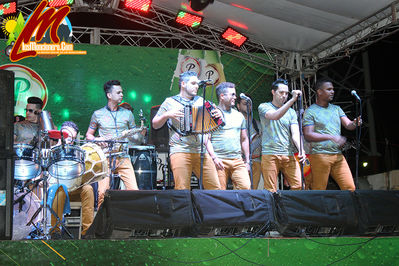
[216,82,235,100]
[271,78,288,92]
[236,92,252,104]
[315,78,333,91]
[104,80,121,98]
[27,96,43,109]
[179,71,198,89]
[61,121,79,134]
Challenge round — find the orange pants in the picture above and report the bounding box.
[309,154,355,191]
[261,155,302,192]
[170,153,221,190]
[98,157,138,207]
[251,161,262,189]
[217,158,251,190]
[51,184,94,235]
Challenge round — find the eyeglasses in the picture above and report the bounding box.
[25,108,36,113]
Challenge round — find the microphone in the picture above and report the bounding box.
[239,93,252,102]
[198,79,212,86]
[351,90,361,101]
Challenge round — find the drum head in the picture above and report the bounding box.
[49,145,85,180]
[14,144,41,180]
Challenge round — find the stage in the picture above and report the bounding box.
[1,236,398,265]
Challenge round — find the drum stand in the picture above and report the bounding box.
[27,131,73,239]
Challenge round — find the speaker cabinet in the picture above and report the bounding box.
[148,105,169,153]
[0,69,14,240]
[274,190,358,237]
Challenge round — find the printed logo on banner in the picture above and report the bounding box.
[0,64,48,116]
[7,0,86,62]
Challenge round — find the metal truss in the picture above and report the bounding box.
[13,0,399,75]
[303,1,399,71]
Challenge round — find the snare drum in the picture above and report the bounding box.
[129,145,157,190]
[48,145,85,180]
[14,144,41,180]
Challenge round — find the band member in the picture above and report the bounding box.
[236,93,262,189]
[303,79,361,191]
[86,80,141,207]
[207,82,251,190]
[119,102,147,145]
[50,121,95,239]
[152,71,222,190]
[14,96,43,145]
[258,78,304,192]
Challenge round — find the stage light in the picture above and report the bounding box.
[48,0,74,8]
[221,27,248,48]
[0,1,17,16]
[227,19,248,30]
[175,10,203,28]
[124,0,151,12]
[362,162,368,167]
[189,0,214,12]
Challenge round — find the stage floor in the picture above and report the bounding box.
[1,236,398,265]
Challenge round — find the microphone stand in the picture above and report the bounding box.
[297,94,305,190]
[354,97,362,189]
[245,100,254,189]
[198,83,208,190]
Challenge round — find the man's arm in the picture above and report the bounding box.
[265,90,301,120]
[240,128,250,170]
[152,109,183,130]
[205,134,224,170]
[341,116,362,131]
[303,125,346,146]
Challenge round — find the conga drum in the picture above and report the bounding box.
[128,145,157,190]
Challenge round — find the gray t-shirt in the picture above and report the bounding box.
[156,95,207,155]
[258,102,298,156]
[211,108,246,159]
[303,103,346,154]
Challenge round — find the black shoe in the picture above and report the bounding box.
[50,231,62,240]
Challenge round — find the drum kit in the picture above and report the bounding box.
[12,111,161,239]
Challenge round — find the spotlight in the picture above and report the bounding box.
[48,0,74,8]
[189,0,214,12]
[175,10,203,28]
[0,1,17,16]
[124,0,152,12]
[221,27,248,48]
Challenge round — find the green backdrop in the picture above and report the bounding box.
[1,41,274,135]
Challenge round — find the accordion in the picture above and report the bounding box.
[168,101,225,136]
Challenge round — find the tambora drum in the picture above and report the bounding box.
[48,145,85,180]
[129,145,157,190]
[14,144,41,180]
[80,143,108,188]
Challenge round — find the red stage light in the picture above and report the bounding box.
[221,27,248,48]
[231,3,252,11]
[124,0,152,12]
[48,0,74,8]
[175,10,203,28]
[0,1,17,16]
[227,19,248,30]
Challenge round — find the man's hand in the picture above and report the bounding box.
[291,90,302,101]
[212,156,225,171]
[140,127,147,136]
[166,109,184,122]
[211,104,223,119]
[95,136,107,148]
[331,135,346,147]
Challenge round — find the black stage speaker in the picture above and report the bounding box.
[191,190,275,236]
[148,105,169,153]
[86,190,194,239]
[0,69,14,240]
[354,190,399,235]
[274,190,358,237]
